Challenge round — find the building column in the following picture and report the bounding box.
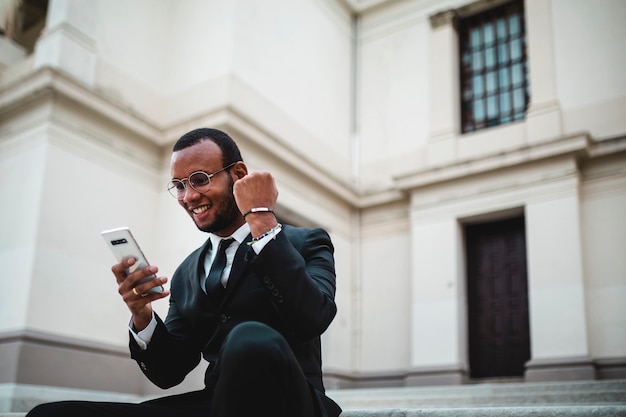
[407,212,466,386]
[524,0,563,144]
[524,172,594,381]
[426,10,460,168]
[33,0,97,86]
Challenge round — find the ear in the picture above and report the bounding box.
[233,161,248,179]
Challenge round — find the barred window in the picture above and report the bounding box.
[459,1,529,133]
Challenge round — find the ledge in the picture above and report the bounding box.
[394,133,591,191]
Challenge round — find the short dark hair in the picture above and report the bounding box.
[173,128,243,166]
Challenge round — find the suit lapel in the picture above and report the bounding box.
[195,238,212,292]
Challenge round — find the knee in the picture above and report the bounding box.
[27,403,61,417]
[221,322,287,365]
[225,322,283,348]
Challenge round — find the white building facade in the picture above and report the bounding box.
[0,0,624,407]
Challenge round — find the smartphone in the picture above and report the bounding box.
[101,227,164,294]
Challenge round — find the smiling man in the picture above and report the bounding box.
[27,128,342,417]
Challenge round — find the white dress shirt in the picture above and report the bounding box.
[130,222,282,349]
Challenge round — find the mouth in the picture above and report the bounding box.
[190,205,210,216]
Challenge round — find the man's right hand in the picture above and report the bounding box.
[111,257,169,331]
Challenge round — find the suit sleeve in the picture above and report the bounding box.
[246,227,338,340]
[129,307,202,389]
[128,245,208,389]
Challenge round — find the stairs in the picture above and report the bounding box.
[338,408,624,416]
[330,379,626,416]
[1,379,625,416]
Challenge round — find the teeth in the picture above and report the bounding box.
[192,206,209,214]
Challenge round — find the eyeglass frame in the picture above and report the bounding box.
[167,161,239,200]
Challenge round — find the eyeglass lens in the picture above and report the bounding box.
[168,171,212,199]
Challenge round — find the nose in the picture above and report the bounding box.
[181,184,202,202]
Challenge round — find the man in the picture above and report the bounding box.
[27,128,342,417]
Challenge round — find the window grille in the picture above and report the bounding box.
[459,1,529,133]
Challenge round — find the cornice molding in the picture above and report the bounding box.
[0,66,160,140]
[429,0,517,29]
[6,69,613,210]
[429,9,457,29]
[0,67,401,209]
[455,0,515,18]
[394,133,593,191]
[338,0,400,14]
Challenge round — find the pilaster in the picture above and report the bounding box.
[33,0,97,86]
[524,0,563,144]
[427,9,460,167]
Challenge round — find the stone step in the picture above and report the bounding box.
[3,406,626,417]
[3,380,625,416]
[327,379,626,409]
[339,407,626,416]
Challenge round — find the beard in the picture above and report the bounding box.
[196,176,241,234]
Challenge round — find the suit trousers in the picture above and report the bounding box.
[26,322,319,417]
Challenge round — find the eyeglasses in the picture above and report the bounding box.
[167,162,238,199]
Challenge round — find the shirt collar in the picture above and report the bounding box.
[208,222,250,250]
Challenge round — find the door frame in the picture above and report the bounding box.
[460,207,530,380]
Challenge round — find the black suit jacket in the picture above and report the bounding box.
[129,225,341,416]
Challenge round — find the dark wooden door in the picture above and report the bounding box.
[465,217,530,379]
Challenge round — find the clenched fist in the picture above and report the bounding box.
[233,170,279,237]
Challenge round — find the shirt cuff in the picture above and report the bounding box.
[251,225,282,254]
[129,313,157,350]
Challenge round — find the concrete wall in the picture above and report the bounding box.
[0,0,624,405]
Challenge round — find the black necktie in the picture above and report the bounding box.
[205,238,234,294]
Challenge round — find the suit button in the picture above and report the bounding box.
[272,288,280,297]
[262,276,270,284]
[276,296,284,304]
[220,314,229,323]
[267,282,275,289]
